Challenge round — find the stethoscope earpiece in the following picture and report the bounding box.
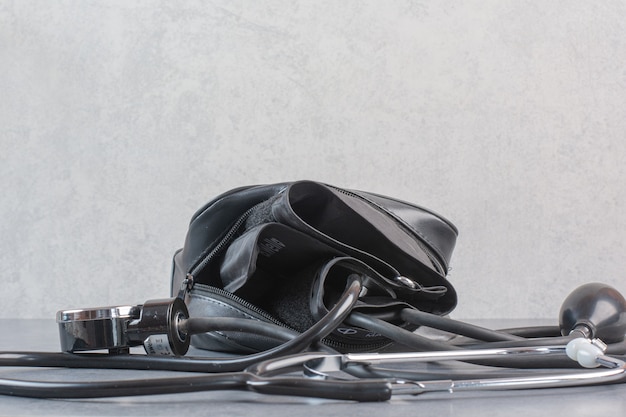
[559,282,626,344]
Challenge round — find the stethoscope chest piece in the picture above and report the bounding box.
[56,298,190,355]
[57,305,142,353]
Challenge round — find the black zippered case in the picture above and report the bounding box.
[170,180,458,353]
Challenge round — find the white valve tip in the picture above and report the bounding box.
[565,338,602,368]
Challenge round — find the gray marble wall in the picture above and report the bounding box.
[2,1,625,320]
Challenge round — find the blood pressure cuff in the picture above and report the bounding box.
[170,180,458,353]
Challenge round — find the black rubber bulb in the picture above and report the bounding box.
[559,282,626,343]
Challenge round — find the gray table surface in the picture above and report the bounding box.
[1,318,625,417]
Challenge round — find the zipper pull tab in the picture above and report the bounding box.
[177,273,194,300]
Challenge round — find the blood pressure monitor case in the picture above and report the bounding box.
[170,180,458,353]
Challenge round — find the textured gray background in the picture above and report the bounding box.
[2,1,625,320]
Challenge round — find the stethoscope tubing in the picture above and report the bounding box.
[1,278,626,401]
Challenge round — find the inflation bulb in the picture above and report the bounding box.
[559,282,626,344]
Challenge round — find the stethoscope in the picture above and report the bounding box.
[1,279,625,402]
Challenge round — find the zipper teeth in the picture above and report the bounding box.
[330,186,446,274]
[192,284,390,352]
[328,338,391,352]
[188,205,257,278]
[193,284,288,327]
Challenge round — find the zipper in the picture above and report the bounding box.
[330,185,446,275]
[192,283,289,327]
[187,204,259,280]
